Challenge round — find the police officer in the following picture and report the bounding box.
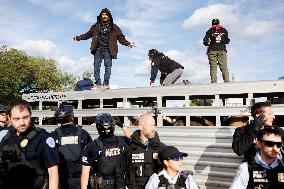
[203,18,230,83]
[0,105,8,129]
[81,113,128,189]
[230,126,284,189]
[51,104,92,189]
[125,114,166,189]
[145,146,198,189]
[0,99,59,189]
[0,105,10,142]
[232,102,284,161]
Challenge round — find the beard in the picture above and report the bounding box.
[145,131,156,139]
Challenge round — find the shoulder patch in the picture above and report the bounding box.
[46,137,56,148]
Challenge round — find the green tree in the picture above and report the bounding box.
[191,99,213,106]
[82,71,96,83]
[0,45,77,104]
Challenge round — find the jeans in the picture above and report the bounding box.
[93,48,112,85]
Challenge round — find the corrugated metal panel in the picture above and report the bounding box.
[42,125,241,189]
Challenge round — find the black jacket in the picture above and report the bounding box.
[126,130,166,187]
[203,26,230,52]
[232,122,284,161]
[150,53,184,83]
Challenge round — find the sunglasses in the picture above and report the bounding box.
[259,139,282,148]
[0,112,6,116]
[169,156,184,161]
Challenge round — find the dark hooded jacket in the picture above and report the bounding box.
[232,122,284,161]
[75,8,131,59]
[203,25,230,52]
[150,51,184,83]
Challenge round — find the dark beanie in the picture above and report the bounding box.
[212,18,220,25]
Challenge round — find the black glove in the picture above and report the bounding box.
[113,116,124,128]
[254,115,265,131]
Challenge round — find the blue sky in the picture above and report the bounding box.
[1,0,283,88]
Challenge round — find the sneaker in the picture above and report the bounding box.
[91,84,102,90]
[182,80,191,85]
[102,85,110,90]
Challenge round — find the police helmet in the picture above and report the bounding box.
[55,104,74,124]
[0,104,8,113]
[96,113,115,137]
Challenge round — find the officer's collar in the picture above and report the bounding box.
[18,124,35,136]
[255,152,281,169]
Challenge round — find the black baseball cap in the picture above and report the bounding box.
[159,146,188,161]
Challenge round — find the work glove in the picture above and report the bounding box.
[254,114,265,131]
[113,116,124,128]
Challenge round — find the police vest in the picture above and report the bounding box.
[158,171,189,189]
[126,141,160,186]
[55,126,83,162]
[247,159,284,189]
[92,136,126,177]
[0,127,47,188]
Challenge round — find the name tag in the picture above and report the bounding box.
[132,153,144,163]
[61,136,78,145]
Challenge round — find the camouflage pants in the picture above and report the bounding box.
[208,50,229,83]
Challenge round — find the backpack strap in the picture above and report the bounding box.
[55,127,63,146]
[76,125,82,144]
[95,137,104,150]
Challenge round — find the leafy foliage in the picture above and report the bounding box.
[0,45,77,104]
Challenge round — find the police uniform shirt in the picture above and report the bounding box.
[145,169,199,189]
[229,153,283,189]
[4,124,59,168]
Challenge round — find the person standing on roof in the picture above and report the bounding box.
[203,18,230,83]
[73,8,134,90]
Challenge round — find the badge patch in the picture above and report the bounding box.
[46,137,55,148]
[20,139,29,148]
[153,152,158,159]
[278,173,284,182]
